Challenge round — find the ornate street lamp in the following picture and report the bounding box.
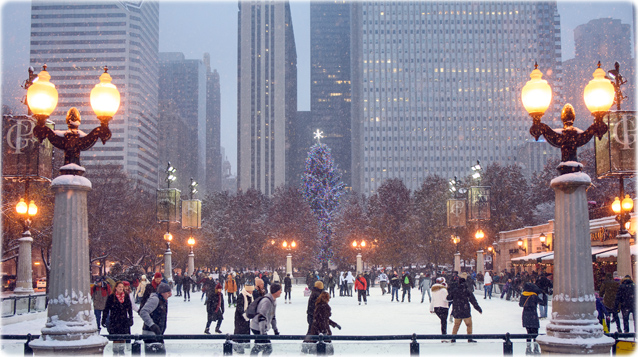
[182,177,201,276]
[475,229,485,240]
[612,195,634,235]
[187,236,196,276]
[26,65,120,354]
[13,198,38,295]
[517,238,527,253]
[539,233,551,251]
[451,235,461,273]
[522,61,615,354]
[352,240,366,274]
[282,240,297,278]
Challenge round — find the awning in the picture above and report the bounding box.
[512,246,620,264]
[595,245,637,259]
[510,251,554,262]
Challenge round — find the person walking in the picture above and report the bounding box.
[103,281,134,355]
[355,273,368,305]
[303,292,342,354]
[91,276,111,333]
[326,273,337,298]
[205,283,225,334]
[234,282,255,354]
[174,272,182,297]
[139,283,171,354]
[345,271,355,297]
[226,273,238,307]
[447,273,482,343]
[600,272,622,332]
[283,274,292,303]
[520,282,542,354]
[378,271,388,295]
[363,271,371,296]
[390,271,401,302]
[253,278,266,300]
[306,281,324,333]
[182,273,192,302]
[136,275,148,304]
[429,277,449,338]
[483,271,493,299]
[140,272,164,309]
[339,272,346,297]
[614,275,636,333]
[401,271,414,303]
[419,273,431,303]
[250,284,282,355]
[535,273,552,319]
[123,281,139,314]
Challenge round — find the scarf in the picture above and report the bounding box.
[116,291,126,304]
[521,291,537,307]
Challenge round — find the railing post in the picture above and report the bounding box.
[317,333,326,355]
[223,334,233,355]
[503,332,513,355]
[24,333,34,355]
[131,338,141,355]
[410,333,420,356]
[13,297,17,316]
[611,332,618,355]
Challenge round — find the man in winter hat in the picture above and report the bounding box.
[140,283,171,353]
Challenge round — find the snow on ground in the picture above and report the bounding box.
[0,284,620,356]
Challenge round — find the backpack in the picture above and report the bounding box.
[404,276,410,285]
[245,296,266,319]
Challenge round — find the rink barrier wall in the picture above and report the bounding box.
[1,293,47,318]
[2,332,635,356]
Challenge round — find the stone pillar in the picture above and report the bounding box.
[476,250,485,275]
[286,253,293,278]
[30,173,108,354]
[356,253,363,274]
[14,233,34,295]
[616,232,633,280]
[536,172,614,354]
[164,248,173,284]
[454,252,461,273]
[188,251,195,277]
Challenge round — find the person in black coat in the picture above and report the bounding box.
[614,275,636,333]
[306,292,341,342]
[233,283,255,354]
[182,274,192,301]
[401,271,414,302]
[103,281,134,354]
[284,273,293,303]
[535,273,553,319]
[306,281,324,334]
[519,282,542,353]
[446,274,482,343]
[204,283,225,334]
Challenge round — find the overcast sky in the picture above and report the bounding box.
[1,0,635,175]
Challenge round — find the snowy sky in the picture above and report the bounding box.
[1,0,635,175]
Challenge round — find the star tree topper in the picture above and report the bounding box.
[313,129,324,143]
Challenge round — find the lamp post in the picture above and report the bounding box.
[522,62,615,354]
[539,233,551,251]
[13,198,38,295]
[612,194,634,278]
[451,235,461,273]
[26,65,119,354]
[187,236,195,277]
[475,229,485,274]
[352,240,366,274]
[282,240,296,278]
[517,238,527,254]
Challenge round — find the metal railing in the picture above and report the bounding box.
[2,332,634,355]
[1,293,47,318]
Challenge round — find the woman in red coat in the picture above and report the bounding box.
[354,273,368,305]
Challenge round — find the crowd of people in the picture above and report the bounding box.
[90,266,634,355]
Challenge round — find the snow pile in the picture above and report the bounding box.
[550,171,591,186]
[51,174,92,188]
[48,289,91,307]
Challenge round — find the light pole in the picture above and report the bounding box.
[352,240,366,274]
[475,229,485,274]
[182,178,201,277]
[25,65,120,353]
[521,62,615,354]
[612,194,634,278]
[13,198,37,295]
[451,235,461,273]
[187,236,195,277]
[539,233,551,251]
[282,240,296,278]
[163,163,177,284]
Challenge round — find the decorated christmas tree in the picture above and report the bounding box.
[301,130,345,268]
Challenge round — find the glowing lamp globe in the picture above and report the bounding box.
[475,229,485,240]
[291,241,296,248]
[26,67,58,117]
[164,232,173,242]
[361,240,366,247]
[90,68,120,120]
[583,66,614,115]
[612,197,621,214]
[16,199,28,215]
[352,241,357,248]
[282,241,288,248]
[521,66,552,116]
[28,201,38,216]
[621,195,634,212]
[188,237,195,246]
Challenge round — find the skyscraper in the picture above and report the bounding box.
[350,1,563,194]
[29,0,160,190]
[237,0,297,195]
[204,54,222,193]
[310,1,352,188]
[158,52,207,192]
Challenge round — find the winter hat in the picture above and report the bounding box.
[623,275,632,282]
[255,278,264,288]
[244,283,255,293]
[157,283,171,294]
[270,283,282,294]
[215,283,222,291]
[315,281,324,290]
[459,272,468,280]
[141,275,147,281]
[122,281,130,287]
[154,272,163,280]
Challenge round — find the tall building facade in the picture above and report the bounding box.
[205,54,222,193]
[350,1,563,194]
[158,52,207,192]
[310,1,352,188]
[288,110,313,187]
[562,18,634,119]
[29,0,160,190]
[237,0,297,195]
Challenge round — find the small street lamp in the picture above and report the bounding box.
[352,240,366,274]
[475,229,485,240]
[517,238,527,253]
[282,240,297,278]
[451,235,461,273]
[26,65,120,353]
[539,233,551,251]
[14,198,38,295]
[612,195,634,234]
[187,236,195,276]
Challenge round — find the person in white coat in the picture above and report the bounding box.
[429,277,450,336]
[483,271,493,299]
[345,272,355,297]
